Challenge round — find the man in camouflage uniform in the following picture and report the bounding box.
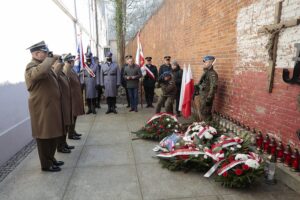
[194,55,218,122]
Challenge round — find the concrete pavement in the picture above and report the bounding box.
[0,105,299,200]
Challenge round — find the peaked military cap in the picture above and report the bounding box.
[145,57,152,60]
[63,53,75,62]
[164,56,171,59]
[105,52,113,58]
[203,55,215,62]
[27,41,49,53]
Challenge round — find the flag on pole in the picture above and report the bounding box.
[178,65,187,111]
[74,35,95,77]
[135,31,155,80]
[179,65,194,118]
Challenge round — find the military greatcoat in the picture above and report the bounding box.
[100,62,121,97]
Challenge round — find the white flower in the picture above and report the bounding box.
[167,124,171,128]
[237,144,242,149]
[235,154,248,161]
[204,155,208,159]
[245,159,260,169]
[195,154,199,158]
[204,132,213,139]
[230,147,235,151]
[166,118,170,121]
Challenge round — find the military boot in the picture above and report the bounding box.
[86,99,92,114]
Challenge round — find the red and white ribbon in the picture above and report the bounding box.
[156,148,205,158]
[146,113,178,124]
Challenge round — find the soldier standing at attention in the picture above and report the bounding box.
[124,56,142,112]
[66,54,84,140]
[25,41,64,172]
[100,52,121,114]
[56,54,75,153]
[143,57,158,108]
[194,55,218,122]
[159,56,172,77]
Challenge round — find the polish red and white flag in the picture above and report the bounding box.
[179,65,194,118]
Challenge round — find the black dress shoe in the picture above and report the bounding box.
[92,110,97,114]
[129,109,134,112]
[68,135,81,140]
[58,148,71,153]
[53,160,64,166]
[146,105,150,108]
[86,110,92,114]
[42,165,61,172]
[106,110,112,114]
[150,105,154,108]
[126,105,130,108]
[65,144,75,149]
[113,109,118,114]
[74,132,82,137]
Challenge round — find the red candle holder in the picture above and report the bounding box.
[283,144,292,167]
[268,137,277,155]
[263,134,270,153]
[256,131,263,151]
[291,148,299,172]
[276,141,284,162]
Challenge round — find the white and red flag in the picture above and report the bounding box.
[74,34,95,77]
[179,65,194,118]
[135,31,155,80]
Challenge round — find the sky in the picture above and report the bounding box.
[0,0,86,84]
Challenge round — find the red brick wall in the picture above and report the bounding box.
[126,0,300,145]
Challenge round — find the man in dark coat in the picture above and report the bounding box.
[171,61,183,116]
[25,41,64,172]
[194,55,218,122]
[121,55,130,108]
[95,57,102,108]
[124,56,142,112]
[100,52,121,114]
[143,57,158,108]
[159,56,172,76]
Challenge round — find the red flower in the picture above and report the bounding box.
[235,168,243,176]
[178,155,189,160]
[222,172,228,177]
[242,164,249,171]
[228,155,235,162]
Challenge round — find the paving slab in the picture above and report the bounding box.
[0,169,73,200]
[77,143,134,168]
[62,165,142,200]
[132,140,159,164]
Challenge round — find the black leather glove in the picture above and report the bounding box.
[101,85,105,89]
[96,84,100,90]
[117,85,120,89]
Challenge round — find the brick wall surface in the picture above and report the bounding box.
[125,0,300,145]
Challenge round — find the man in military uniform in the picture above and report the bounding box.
[100,52,121,114]
[66,54,84,140]
[194,55,218,122]
[143,57,158,108]
[25,41,64,172]
[155,71,177,114]
[121,55,131,108]
[124,56,142,112]
[159,56,172,76]
[80,56,98,114]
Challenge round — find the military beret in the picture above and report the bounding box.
[63,53,75,62]
[164,56,171,59]
[203,55,215,62]
[27,41,49,53]
[105,52,113,58]
[145,57,152,60]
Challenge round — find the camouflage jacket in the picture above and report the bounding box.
[195,66,218,100]
[158,79,177,97]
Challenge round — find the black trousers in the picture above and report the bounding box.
[69,116,77,137]
[36,138,58,169]
[144,86,155,106]
[107,97,116,108]
[96,88,102,106]
[175,87,181,113]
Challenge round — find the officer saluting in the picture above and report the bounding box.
[143,57,158,108]
[25,41,64,172]
[100,52,121,114]
[194,55,218,122]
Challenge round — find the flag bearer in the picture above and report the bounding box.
[143,57,158,108]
